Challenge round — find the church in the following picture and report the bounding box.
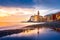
[28,11,43,22]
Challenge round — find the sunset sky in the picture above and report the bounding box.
[0,0,60,22]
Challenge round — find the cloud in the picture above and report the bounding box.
[0,0,60,22]
[0,0,60,9]
[39,9,60,16]
[0,0,35,8]
[33,0,60,9]
[0,7,34,22]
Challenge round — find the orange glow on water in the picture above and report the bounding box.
[0,22,18,27]
[19,28,46,36]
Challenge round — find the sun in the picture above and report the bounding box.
[0,9,10,17]
[0,12,9,17]
[0,13,9,17]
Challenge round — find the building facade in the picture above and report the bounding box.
[28,11,43,22]
[44,12,60,22]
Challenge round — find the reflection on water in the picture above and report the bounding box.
[0,26,60,40]
[10,28,48,37]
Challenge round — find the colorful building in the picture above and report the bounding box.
[44,12,60,22]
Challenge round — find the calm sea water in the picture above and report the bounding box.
[0,23,60,40]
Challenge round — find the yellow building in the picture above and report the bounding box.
[56,12,60,21]
[28,11,43,22]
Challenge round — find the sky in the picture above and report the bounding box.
[0,0,60,22]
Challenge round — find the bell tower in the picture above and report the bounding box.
[37,11,40,16]
[37,11,40,22]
